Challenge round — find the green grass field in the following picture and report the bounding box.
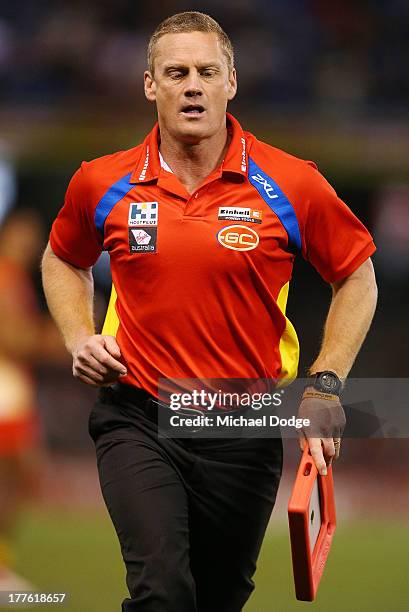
[8,509,409,611]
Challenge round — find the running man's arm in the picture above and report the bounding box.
[310,257,378,379]
[41,243,127,386]
[299,257,378,474]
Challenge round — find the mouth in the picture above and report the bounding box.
[180,104,206,117]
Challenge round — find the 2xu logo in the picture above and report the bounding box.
[217,225,259,251]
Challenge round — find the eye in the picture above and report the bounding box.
[168,70,184,80]
[201,69,216,78]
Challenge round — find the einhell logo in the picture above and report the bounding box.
[217,225,259,251]
[218,206,263,224]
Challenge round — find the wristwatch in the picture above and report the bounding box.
[307,371,344,397]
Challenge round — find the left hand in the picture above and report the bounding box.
[298,388,346,475]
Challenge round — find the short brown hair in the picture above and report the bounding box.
[147,11,234,74]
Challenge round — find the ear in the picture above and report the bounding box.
[144,71,157,102]
[227,68,237,101]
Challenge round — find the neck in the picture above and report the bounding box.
[158,124,229,194]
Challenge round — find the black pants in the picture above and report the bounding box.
[88,384,283,612]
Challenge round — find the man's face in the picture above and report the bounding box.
[144,32,237,144]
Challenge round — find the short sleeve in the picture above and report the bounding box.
[49,164,103,268]
[300,163,376,283]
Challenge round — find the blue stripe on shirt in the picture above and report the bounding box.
[94,172,133,235]
[248,157,301,252]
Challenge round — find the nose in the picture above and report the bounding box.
[183,70,203,98]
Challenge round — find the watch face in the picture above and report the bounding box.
[320,372,339,392]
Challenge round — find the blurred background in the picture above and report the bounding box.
[0,1,408,610]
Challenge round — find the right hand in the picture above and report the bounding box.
[71,335,127,387]
[298,389,346,476]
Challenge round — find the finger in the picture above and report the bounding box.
[298,433,307,453]
[77,353,109,376]
[74,366,120,387]
[90,344,127,375]
[103,335,122,359]
[78,374,115,388]
[333,437,341,460]
[332,427,342,460]
[75,362,124,386]
[74,363,106,383]
[321,437,336,466]
[75,339,126,376]
[308,438,327,476]
[74,372,100,387]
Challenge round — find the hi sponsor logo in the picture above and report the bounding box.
[217,225,259,251]
[218,206,263,224]
[128,202,158,226]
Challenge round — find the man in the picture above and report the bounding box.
[41,11,378,612]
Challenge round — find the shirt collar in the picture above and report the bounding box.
[159,151,173,173]
[130,112,248,184]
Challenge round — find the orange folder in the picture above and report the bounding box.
[287,445,337,601]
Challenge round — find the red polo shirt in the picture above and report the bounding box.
[50,113,376,395]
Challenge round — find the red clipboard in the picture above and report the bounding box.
[287,445,336,601]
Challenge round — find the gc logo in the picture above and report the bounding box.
[217,225,259,251]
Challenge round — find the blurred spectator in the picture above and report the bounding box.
[373,183,409,292]
[0,208,67,588]
[0,144,16,224]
